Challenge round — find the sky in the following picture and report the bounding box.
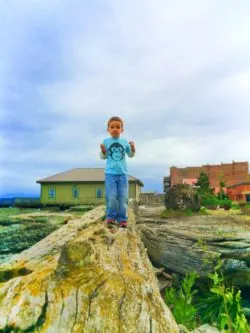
[1,0,250,196]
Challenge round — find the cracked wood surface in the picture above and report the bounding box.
[0,205,179,333]
[138,207,250,287]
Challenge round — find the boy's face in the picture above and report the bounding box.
[107,120,123,138]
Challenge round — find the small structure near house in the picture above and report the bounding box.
[36,168,143,207]
[227,182,250,202]
[139,192,165,206]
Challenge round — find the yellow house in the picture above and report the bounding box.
[36,168,143,206]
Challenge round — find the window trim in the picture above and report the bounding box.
[96,188,103,199]
[48,188,56,199]
[72,186,79,199]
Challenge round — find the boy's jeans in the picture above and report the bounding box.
[105,173,128,222]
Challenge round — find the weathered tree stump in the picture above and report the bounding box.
[0,205,179,333]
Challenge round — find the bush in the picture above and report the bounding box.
[216,192,228,200]
[165,271,199,329]
[199,207,207,214]
[197,270,249,332]
[165,245,249,333]
[201,196,232,210]
[239,201,246,207]
[201,195,219,208]
[220,199,232,210]
[223,203,231,210]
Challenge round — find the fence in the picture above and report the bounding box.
[139,193,165,206]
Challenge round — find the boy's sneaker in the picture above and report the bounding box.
[120,221,128,228]
[106,218,116,225]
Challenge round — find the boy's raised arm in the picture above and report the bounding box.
[126,141,135,158]
[100,143,107,159]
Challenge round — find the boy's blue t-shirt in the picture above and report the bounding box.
[100,137,135,175]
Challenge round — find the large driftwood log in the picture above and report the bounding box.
[0,205,179,333]
[138,211,250,287]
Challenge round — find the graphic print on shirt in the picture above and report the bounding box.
[108,142,125,161]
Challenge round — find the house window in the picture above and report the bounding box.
[48,188,56,199]
[96,189,103,198]
[72,187,79,199]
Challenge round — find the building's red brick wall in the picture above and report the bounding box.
[170,161,249,191]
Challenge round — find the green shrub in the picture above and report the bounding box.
[166,241,249,332]
[201,195,219,208]
[201,196,232,210]
[223,203,231,210]
[239,201,246,207]
[217,192,228,200]
[197,269,249,332]
[219,199,232,210]
[199,207,207,214]
[165,271,199,329]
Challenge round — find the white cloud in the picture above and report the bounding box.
[217,69,250,100]
[1,0,250,194]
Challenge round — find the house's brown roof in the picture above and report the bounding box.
[226,181,250,189]
[37,168,144,186]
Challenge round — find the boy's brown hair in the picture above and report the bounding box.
[107,116,123,128]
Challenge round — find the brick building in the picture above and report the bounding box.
[164,161,250,197]
[226,182,250,202]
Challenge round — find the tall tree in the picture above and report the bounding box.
[195,171,212,195]
[218,174,226,200]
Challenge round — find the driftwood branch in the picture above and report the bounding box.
[160,281,172,292]
[154,267,165,276]
[162,272,172,280]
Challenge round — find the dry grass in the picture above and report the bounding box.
[206,208,250,229]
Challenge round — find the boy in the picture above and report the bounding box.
[100,116,135,228]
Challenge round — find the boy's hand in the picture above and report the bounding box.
[100,144,106,155]
[129,141,135,153]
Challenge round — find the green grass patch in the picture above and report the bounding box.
[0,222,58,254]
[32,217,49,223]
[231,203,240,210]
[0,207,38,217]
[0,208,38,226]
